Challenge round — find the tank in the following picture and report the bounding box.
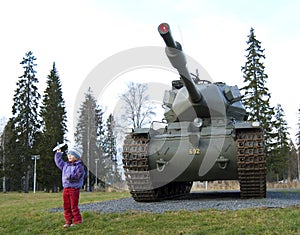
[123,23,266,202]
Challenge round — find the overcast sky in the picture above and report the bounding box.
[1,0,300,142]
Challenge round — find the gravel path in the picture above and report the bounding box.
[49,189,300,214]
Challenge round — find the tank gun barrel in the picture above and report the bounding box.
[158,23,201,103]
[158,23,179,49]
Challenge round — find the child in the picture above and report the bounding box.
[54,146,85,228]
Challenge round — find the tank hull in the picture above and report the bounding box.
[123,124,266,201]
[147,128,238,183]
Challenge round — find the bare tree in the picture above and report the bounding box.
[120,82,156,128]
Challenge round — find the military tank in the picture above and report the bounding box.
[122,23,266,202]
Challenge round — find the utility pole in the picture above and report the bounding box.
[31,155,40,193]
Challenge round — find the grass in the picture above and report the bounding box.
[0,191,299,234]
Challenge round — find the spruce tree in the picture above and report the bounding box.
[1,120,18,191]
[273,104,290,148]
[103,114,121,186]
[10,51,41,192]
[75,88,104,191]
[296,108,300,147]
[286,141,298,182]
[296,108,300,180]
[39,62,67,192]
[241,28,274,157]
[268,104,290,181]
[103,114,117,161]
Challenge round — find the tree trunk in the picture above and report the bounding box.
[24,167,30,193]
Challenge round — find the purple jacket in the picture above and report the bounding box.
[54,152,85,189]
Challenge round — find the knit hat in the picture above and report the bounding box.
[67,146,82,159]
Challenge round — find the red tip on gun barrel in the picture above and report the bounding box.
[158,23,170,34]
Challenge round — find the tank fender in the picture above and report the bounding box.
[233,121,261,130]
[128,127,158,138]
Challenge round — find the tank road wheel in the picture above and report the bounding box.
[160,181,193,199]
[123,134,193,202]
[236,128,266,198]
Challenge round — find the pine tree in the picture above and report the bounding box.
[75,88,104,191]
[10,51,41,192]
[241,28,274,156]
[39,62,68,192]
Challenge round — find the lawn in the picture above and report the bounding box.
[0,191,299,234]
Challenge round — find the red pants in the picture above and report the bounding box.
[63,188,82,225]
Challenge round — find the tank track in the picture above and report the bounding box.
[122,134,192,202]
[236,128,266,198]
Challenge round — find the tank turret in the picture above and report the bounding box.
[158,23,247,123]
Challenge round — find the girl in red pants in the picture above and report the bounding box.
[54,146,85,228]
